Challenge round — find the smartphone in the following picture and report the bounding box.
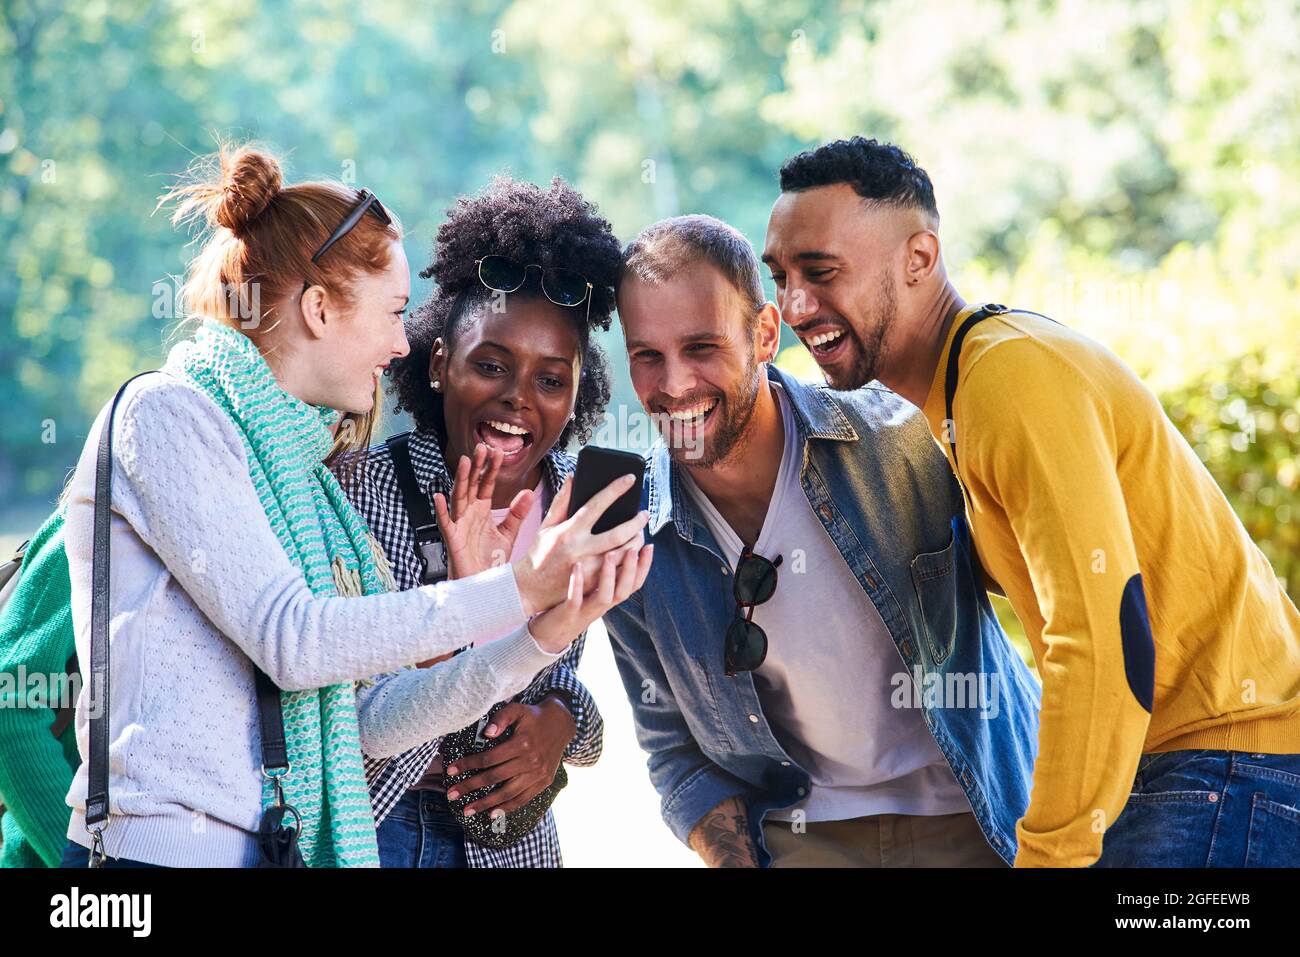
[569,446,646,535]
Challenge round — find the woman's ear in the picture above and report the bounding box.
[428,337,447,392]
[299,284,330,340]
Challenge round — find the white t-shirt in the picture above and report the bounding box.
[678,380,970,823]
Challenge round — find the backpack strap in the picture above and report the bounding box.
[385,432,449,585]
[49,654,77,740]
[0,539,28,593]
[942,303,1058,596]
[943,304,1005,478]
[943,303,1058,478]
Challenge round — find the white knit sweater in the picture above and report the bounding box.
[62,374,564,867]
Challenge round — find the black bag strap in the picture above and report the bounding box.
[385,431,448,585]
[255,669,290,772]
[85,373,291,848]
[942,303,1058,595]
[86,373,157,831]
[942,303,1058,478]
[943,304,1001,478]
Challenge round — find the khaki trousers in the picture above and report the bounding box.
[762,811,1007,867]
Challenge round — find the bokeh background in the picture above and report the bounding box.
[2,0,1297,866]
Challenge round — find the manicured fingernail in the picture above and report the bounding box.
[491,809,505,820]
[464,807,476,817]
[447,790,459,800]
[622,474,635,485]
[446,766,458,775]
[486,724,498,736]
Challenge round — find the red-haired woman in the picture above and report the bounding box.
[56,145,651,868]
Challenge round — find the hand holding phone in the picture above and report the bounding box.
[568,446,646,534]
[512,448,649,617]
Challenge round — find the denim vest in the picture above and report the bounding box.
[602,365,1041,866]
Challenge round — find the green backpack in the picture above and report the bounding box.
[0,509,79,867]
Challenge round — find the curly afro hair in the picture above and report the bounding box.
[779,136,939,220]
[390,175,621,450]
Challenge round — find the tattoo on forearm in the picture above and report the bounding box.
[689,797,758,868]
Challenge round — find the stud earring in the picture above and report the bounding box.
[431,379,441,391]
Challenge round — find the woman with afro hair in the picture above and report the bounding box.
[339,175,636,868]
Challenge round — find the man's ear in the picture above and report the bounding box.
[300,284,329,340]
[904,230,942,286]
[755,302,782,364]
[428,336,447,390]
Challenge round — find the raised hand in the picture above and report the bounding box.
[432,443,535,580]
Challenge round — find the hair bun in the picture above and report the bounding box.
[216,146,283,236]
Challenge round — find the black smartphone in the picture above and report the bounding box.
[569,446,646,535]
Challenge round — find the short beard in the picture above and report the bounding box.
[828,271,896,390]
[671,344,763,470]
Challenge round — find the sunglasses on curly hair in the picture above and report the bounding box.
[475,255,593,324]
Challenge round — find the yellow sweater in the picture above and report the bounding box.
[921,304,1300,867]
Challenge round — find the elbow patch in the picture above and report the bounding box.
[1119,573,1155,713]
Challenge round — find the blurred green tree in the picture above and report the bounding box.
[1,0,1297,618]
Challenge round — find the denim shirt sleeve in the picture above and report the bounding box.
[602,594,751,846]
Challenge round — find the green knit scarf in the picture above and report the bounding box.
[165,319,392,868]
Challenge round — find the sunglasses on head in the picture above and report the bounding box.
[475,255,593,323]
[302,188,393,293]
[724,547,783,676]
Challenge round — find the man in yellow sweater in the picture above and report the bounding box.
[761,136,1300,867]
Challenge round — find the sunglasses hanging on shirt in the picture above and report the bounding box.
[724,547,782,676]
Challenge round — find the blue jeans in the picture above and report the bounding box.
[60,840,166,868]
[1095,750,1300,866]
[375,789,468,868]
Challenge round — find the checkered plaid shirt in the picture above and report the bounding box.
[340,429,603,867]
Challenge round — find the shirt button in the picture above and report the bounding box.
[780,761,790,767]
[796,787,807,797]
[748,714,759,723]
[1207,793,1219,803]
[721,565,729,575]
